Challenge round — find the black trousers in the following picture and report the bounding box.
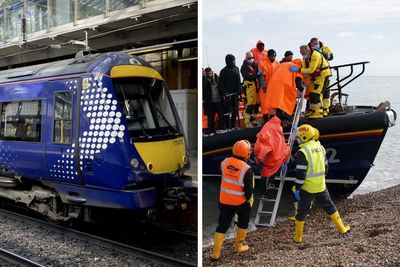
[296,188,337,221]
[224,95,239,129]
[207,101,224,133]
[216,202,251,233]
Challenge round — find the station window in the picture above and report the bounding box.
[111,0,139,12]
[78,0,105,19]
[0,100,42,142]
[53,92,73,144]
[27,0,48,33]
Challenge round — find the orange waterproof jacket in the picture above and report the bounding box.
[219,157,249,205]
[254,117,290,177]
[264,61,303,115]
[250,40,268,65]
[259,59,279,114]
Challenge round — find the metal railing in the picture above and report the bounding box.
[327,61,370,106]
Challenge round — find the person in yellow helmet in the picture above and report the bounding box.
[293,124,350,243]
[290,45,331,119]
[211,140,255,260]
[289,126,320,221]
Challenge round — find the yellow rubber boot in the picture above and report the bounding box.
[309,103,323,119]
[244,112,252,128]
[330,211,350,234]
[211,232,225,260]
[235,228,249,253]
[322,98,330,116]
[293,219,304,243]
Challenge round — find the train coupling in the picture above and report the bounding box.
[163,186,191,211]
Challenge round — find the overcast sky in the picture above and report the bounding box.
[203,0,400,76]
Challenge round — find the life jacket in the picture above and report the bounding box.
[320,42,334,61]
[254,117,290,177]
[264,62,303,115]
[301,50,331,79]
[219,157,250,205]
[298,140,326,193]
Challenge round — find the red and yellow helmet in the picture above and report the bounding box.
[296,124,316,143]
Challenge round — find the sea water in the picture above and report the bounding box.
[202,75,400,243]
[347,76,400,194]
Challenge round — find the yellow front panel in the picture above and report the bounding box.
[134,137,186,174]
[111,65,163,80]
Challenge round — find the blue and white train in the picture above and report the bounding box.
[0,52,192,222]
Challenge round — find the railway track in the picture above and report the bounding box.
[0,208,196,267]
[0,247,45,267]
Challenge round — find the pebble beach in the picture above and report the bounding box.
[203,184,400,266]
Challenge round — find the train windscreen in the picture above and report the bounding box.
[114,78,181,140]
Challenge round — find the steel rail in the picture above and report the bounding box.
[0,208,196,267]
[0,247,45,267]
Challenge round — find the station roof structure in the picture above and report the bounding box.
[0,0,197,69]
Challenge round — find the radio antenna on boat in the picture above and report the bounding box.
[205,45,210,67]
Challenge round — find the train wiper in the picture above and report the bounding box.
[155,107,177,134]
[119,86,148,137]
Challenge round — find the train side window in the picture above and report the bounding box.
[53,92,73,144]
[0,100,42,142]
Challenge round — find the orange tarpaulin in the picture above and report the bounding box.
[264,61,303,115]
[254,116,290,177]
[259,59,279,115]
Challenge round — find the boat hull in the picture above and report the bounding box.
[203,107,397,197]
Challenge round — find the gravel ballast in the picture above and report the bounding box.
[203,184,400,266]
[0,215,168,266]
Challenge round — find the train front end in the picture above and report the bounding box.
[109,64,192,212]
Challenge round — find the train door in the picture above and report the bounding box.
[45,79,80,184]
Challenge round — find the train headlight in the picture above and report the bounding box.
[130,158,139,168]
[147,162,154,172]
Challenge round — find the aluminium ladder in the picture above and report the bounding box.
[254,89,306,227]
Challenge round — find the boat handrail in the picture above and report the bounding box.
[327,61,370,106]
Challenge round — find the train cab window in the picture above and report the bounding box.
[114,78,180,139]
[0,100,42,142]
[53,92,73,144]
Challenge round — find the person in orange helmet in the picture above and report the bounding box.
[211,140,255,261]
[264,59,305,116]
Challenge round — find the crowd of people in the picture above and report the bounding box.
[202,37,334,135]
[209,38,351,261]
[211,125,351,261]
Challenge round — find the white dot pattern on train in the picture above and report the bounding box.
[0,146,18,174]
[49,77,125,179]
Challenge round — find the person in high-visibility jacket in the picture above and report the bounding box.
[241,51,262,128]
[259,49,279,121]
[293,124,350,243]
[288,126,320,221]
[290,45,331,119]
[309,38,334,116]
[264,59,305,116]
[254,109,291,195]
[211,140,255,260]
